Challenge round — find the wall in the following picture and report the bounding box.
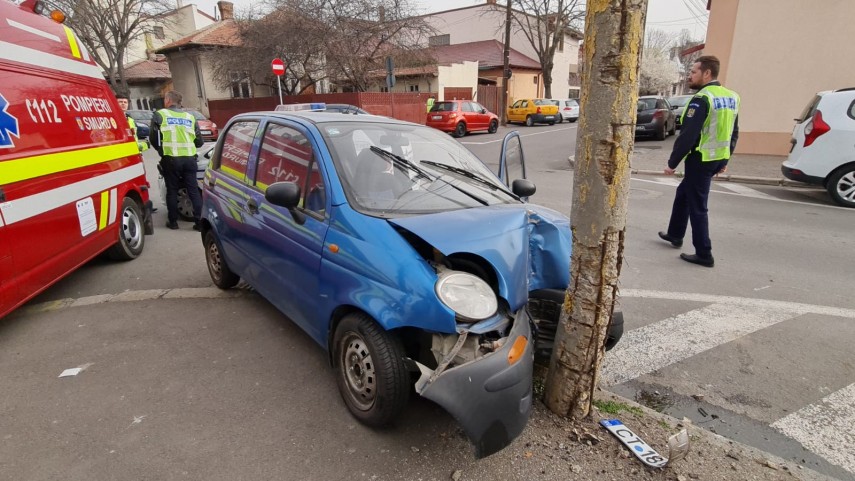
[437,61,479,101]
[706,0,855,155]
[125,5,216,65]
[507,71,542,103]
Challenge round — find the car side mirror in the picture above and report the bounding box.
[511,179,536,198]
[265,182,306,225]
[481,109,487,114]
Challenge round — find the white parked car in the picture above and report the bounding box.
[782,88,855,208]
[546,99,580,123]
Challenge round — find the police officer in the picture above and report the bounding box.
[115,93,149,153]
[658,55,739,268]
[150,90,204,230]
[426,95,436,113]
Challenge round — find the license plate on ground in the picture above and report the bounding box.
[201,130,212,134]
[432,115,442,120]
[600,419,668,468]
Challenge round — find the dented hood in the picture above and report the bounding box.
[389,203,571,310]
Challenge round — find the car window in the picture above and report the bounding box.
[565,100,578,107]
[521,100,528,108]
[432,102,457,112]
[533,99,551,106]
[656,99,667,109]
[184,109,207,120]
[512,100,522,108]
[471,102,485,112]
[668,96,691,108]
[638,98,657,110]
[461,102,475,112]
[218,121,258,181]
[255,123,314,192]
[796,95,822,123]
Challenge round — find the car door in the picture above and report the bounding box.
[460,100,476,130]
[508,100,521,122]
[244,120,330,338]
[471,102,490,130]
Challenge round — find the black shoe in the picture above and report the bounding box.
[166,221,179,230]
[680,253,714,268]
[192,223,202,232]
[658,231,682,248]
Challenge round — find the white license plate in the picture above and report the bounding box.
[544,115,554,120]
[201,130,212,134]
[600,419,668,468]
[636,126,645,131]
[432,115,442,120]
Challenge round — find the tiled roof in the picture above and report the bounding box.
[124,56,171,81]
[431,40,541,70]
[156,19,239,53]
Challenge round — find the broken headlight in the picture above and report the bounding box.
[435,271,497,321]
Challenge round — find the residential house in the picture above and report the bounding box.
[704,0,855,155]
[123,56,171,110]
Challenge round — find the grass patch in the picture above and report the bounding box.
[593,399,644,416]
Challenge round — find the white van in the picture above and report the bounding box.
[782,88,855,207]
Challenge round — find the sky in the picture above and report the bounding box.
[192,0,709,42]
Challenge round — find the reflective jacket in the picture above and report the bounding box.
[155,109,197,157]
[682,85,740,162]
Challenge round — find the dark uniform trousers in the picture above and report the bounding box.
[666,153,727,258]
[161,155,202,224]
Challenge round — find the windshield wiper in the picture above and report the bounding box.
[420,160,505,192]
[368,147,488,206]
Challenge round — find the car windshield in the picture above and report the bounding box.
[637,98,658,110]
[319,121,518,216]
[669,96,692,107]
[184,109,207,120]
[565,99,579,106]
[431,102,457,112]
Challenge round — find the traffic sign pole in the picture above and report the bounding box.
[277,77,283,105]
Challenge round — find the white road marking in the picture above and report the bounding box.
[654,176,681,186]
[771,383,855,474]
[600,303,801,386]
[460,125,577,145]
[715,182,775,199]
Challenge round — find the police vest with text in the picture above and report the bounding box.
[681,85,740,162]
[157,109,197,157]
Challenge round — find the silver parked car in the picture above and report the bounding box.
[157,143,214,220]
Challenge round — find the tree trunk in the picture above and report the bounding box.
[544,0,647,420]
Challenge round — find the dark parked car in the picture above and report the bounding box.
[125,109,153,139]
[668,94,693,129]
[636,95,676,140]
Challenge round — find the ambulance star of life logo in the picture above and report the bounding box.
[76,117,85,130]
[0,92,21,149]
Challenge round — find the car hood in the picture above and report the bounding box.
[389,204,571,310]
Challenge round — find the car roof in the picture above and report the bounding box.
[232,110,416,126]
[638,95,663,99]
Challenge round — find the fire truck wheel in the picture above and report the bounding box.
[107,197,145,261]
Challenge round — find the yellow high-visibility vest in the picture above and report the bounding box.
[156,109,197,156]
[682,85,740,162]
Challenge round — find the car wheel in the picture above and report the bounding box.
[204,229,239,289]
[525,116,534,127]
[453,122,467,138]
[177,187,195,221]
[107,197,145,261]
[668,121,676,136]
[333,313,410,427]
[570,117,578,123]
[527,289,623,363]
[556,114,564,124]
[656,124,667,140]
[488,119,498,134]
[826,165,855,208]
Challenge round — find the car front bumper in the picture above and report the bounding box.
[413,307,534,458]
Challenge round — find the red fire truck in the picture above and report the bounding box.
[0,0,153,319]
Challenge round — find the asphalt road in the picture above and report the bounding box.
[3,123,854,480]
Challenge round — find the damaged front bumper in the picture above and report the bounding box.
[412,308,534,458]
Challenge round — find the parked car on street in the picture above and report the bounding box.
[158,143,214,219]
[546,98,580,123]
[667,94,693,129]
[126,109,153,139]
[324,103,371,115]
[507,98,559,126]
[199,110,623,457]
[184,108,219,142]
[636,95,676,140]
[782,87,855,208]
[426,100,499,137]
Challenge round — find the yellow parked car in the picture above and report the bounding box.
[507,99,559,126]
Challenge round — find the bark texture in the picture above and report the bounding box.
[544,0,646,420]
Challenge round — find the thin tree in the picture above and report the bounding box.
[544,0,647,419]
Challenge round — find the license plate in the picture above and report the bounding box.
[201,130,212,134]
[544,116,554,120]
[432,115,442,120]
[636,126,645,131]
[600,419,668,468]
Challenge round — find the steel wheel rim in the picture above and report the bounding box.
[120,205,143,250]
[836,172,855,202]
[178,188,193,219]
[207,240,223,282]
[340,332,376,411]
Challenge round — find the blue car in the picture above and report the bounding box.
[199,111,623,457]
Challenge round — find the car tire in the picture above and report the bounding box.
[557,114,564,124]
[527,288,623,363]
[204,229,240,289]
[333,313,410,427]
[107,196,145,261]
[826,164,855,208]
[569,117,578,123]
[656,124,667,140]
[488,119,498,133]
[668,121,676,136]
[453,122,466,138]
[177,187,195,221]
[525,115,534,127]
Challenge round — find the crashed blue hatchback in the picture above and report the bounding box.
[199,108,623,458]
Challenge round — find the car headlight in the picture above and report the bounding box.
[435,271,497,321]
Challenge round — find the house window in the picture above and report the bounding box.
[229,71,252,99]
[153,26,165,40]
[428,34,450,47]
[409,85,419,92]
[534,76,538,85]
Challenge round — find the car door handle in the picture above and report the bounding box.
[246,198,259,214]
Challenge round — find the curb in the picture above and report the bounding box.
[630,169,806,187]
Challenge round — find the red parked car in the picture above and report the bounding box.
[185,108,220,142]
[426,100,499,137]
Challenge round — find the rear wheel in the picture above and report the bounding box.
[525,116,534,127]
[453,122,467,138]
[556,114,564,124]
[488,119,498,133]
[656,124,667,140]
[333,313,410,426]
[204,230,239,289]
[668,120,676,136]
[107,197,145,261]
[826,165,855,208]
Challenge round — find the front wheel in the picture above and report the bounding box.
[177,187,195,221]
[827,165,855,208]
[333,313,410,427]
[453,122,466,138]
[107,197,145,261]
[488,119,498,133]
[204,229,239,289]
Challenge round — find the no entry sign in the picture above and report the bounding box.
[271,58,285,76]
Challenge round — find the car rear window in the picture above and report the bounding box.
[796,95,822,123]
[638,98,657,110]
[565,100,579,107]
[431,102,457,112]
[533,99,552,106]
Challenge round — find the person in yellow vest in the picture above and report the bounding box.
[658,55,739,268]
[150,90,204,231]
[426,95,436,113]
[115,93,149,153]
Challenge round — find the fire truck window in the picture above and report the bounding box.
[219,121,258,181]
[255,123,313,192]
